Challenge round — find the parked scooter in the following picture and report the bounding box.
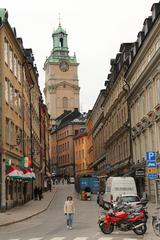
[98,200,148,235]
[152,212,160,237]
[152,216,160,236]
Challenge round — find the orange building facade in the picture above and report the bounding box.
[74,131,90,177]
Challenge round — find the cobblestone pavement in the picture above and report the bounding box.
[0,185,158,240]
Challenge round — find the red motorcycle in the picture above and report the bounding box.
[99,207,147,235]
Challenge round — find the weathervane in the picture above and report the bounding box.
[58,13,62,26]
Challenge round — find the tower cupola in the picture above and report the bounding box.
[52,23,69,56]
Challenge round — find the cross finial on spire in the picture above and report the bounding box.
[58,13,62,26]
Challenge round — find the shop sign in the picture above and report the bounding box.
[135,169,145,178]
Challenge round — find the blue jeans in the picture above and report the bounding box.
[66,213,73,226]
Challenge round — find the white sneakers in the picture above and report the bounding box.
[67,226,72,230]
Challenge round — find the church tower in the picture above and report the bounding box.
[44,22,80,122]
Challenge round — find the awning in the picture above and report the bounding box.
[23,168,32,180]
[6,165,23,179]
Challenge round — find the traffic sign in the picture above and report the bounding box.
[147,168,157,174]
[147,161,157,168]
[148,173,158,180]
[146,151,156,161]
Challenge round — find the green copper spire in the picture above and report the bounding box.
[52,23,68,55]
[45,22,77,65]
[0,8,8,22]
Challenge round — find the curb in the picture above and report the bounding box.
[0,187,57,227]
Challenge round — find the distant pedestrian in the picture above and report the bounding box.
[62,178,64,185]
[55,178,58,185]
[48,180,51,192]
[38,186,42,200]
[44,180,47,191]
[64,196,75,229]
[34,185,38,200]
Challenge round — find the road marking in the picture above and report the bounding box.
[28,238,43,240]
[123,239,138,240]
[73,238,88,240]
[9,239,20,240]
[50,238,66,240]
[98,238,113,240]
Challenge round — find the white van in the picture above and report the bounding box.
[103,177,137,203]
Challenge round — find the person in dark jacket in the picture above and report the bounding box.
[34,186,38,200]
[38,186,42,200]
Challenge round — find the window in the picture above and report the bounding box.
[147,86,153,111]
[10,84,14,107]
[18,95,22,115]
[18,62,21,82]
[9,47,13,71]
[4,39,8,64]
[63,97,68,109]
[75,130,78,135]
[5,79,9,103]
[60,38,63,47]
[82,149,84,159]
[5,118,9,143]
[10,122,14,145]
[14,90,18,112]
[157,79,160,104]
[23,66,26,81]
[13,55,17,77]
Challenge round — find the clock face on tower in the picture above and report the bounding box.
[59,61,69,72]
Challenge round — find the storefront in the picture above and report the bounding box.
[6,165,36,209]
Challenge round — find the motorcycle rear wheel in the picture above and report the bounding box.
[133,223,147,235]
[101,223,114,234]
[152,219,160,236]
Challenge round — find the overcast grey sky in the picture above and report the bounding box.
[1,0,159,112]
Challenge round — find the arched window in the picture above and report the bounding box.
[63,97,68,109]
[60,38,63,47]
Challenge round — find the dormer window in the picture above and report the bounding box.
[151,3,160,22]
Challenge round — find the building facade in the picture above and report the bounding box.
[88,90,106,176]
[102,44,132,180]
[86,111,94,174]
[44,23,80,122]
[126,3,160,200]
[50,109,86,177]
[0,9,49,210]
[74,129,91,177]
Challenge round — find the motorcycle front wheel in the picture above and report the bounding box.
[100,222,114,234]
[133,223,147,235]
[152,218,160,236]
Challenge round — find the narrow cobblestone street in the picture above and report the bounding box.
[0,185,149,240]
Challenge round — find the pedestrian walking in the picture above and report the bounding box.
[64,196,75,229]
[38,186,42,200]
[34,185,38,200]
[48,180,51,192]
